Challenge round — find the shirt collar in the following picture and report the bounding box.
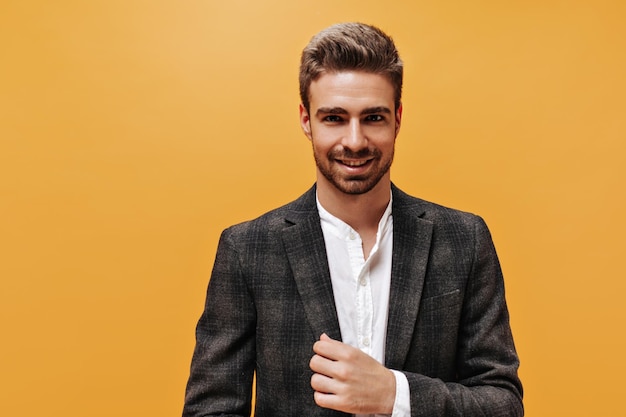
[316,191,393,242]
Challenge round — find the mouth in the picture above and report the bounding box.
[336,158,373,168]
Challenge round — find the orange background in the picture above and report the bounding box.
[1,1,625,416]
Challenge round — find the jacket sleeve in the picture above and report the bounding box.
[183,228,256,417]
[404,216,523,417]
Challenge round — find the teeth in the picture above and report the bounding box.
[341,160,368,167]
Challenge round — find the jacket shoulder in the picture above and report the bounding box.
[392,185,485,231]
[221,186,317,239]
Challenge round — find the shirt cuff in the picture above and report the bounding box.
[390,370,411,417]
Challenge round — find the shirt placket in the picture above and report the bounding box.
[346,229,373,357]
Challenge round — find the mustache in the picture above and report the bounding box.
[328,147,380,159]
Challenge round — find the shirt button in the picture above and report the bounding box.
[349,231,356,240]
[359,277,367,286]
[362,337,370,347]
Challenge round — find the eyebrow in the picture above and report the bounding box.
[315,106,392,117]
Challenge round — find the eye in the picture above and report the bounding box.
[364,114,384,122]
[323,115,344,123]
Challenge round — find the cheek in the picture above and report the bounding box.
[310,139,330,158]
[368,133,396,152]
[310,130,339,152]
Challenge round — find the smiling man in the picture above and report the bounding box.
[183,23,523,417]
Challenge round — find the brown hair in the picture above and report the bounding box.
[299,22,403,112]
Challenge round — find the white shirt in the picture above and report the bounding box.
[317,194,410,417]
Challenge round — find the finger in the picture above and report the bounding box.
[309,353,337,377]
[310,371,336,394]
[313,390,338,409]
[313,334,346,359]
[313,333,336,354]
[313,390,352,414]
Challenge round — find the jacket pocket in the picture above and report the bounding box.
[419,289,462,312]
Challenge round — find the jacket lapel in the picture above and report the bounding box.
[281,187,343,342]
[279,185,433,361]
[385,186,433,369]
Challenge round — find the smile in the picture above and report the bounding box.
[337,159,373,167]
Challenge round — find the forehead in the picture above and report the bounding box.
[308,71,395,111]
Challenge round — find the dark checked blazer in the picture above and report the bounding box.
[183,184,523,417]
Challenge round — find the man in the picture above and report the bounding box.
[183,22,523,417]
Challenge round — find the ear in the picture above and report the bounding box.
[395,103,403,137]
[299,103,313,140]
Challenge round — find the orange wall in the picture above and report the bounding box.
[1,1,625,416]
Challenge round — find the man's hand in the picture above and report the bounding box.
[309,333,396,415]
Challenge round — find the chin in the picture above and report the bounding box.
[331,178,381,195]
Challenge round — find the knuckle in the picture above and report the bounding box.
[309,354,320,370]
[310,372,322,389]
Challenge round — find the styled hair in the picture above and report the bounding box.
[299,22,403,112]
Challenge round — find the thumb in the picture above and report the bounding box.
[320,333,333,341]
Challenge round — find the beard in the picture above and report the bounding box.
[313,146,394,195]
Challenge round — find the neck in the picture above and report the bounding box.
[316,175,391,234]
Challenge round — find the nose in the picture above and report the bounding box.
[342,118,368,151]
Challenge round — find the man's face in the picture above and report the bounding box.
[300,71,402,195]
